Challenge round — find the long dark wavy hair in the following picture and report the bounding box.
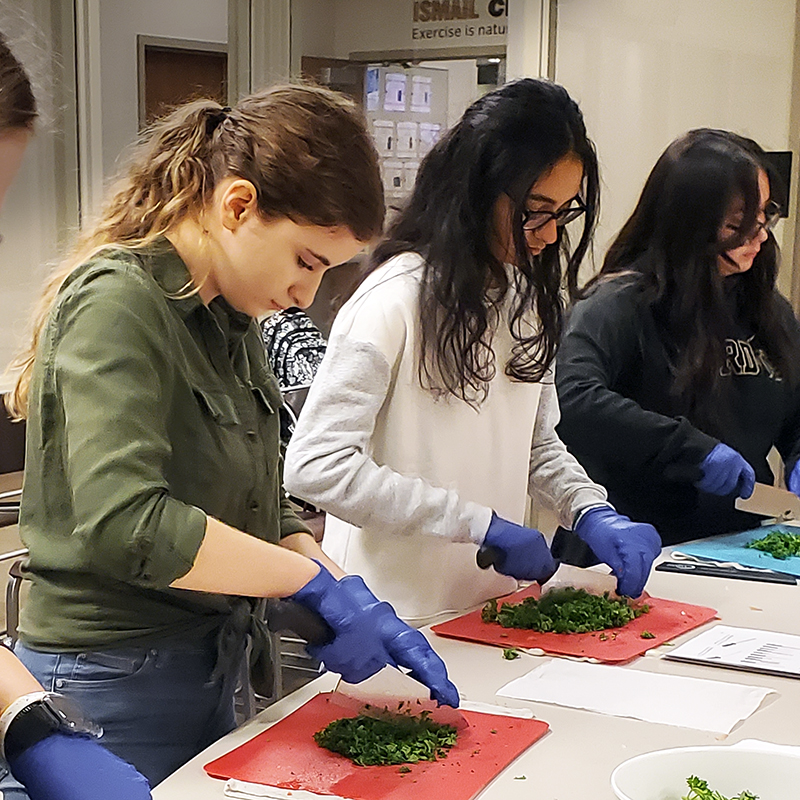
[591,128,798,422]
[371,78,599,405]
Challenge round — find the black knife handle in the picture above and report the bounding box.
[655,561,797,585]
[476,545,503,570]
[266,599,335,645]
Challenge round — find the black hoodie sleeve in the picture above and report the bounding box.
[773,297,800,473]
[555,279,717,485]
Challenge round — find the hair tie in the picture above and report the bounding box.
[206,106,232,136]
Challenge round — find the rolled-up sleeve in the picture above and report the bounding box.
[52,266,207,587]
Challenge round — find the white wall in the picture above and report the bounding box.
[0,0,229,389]
[290,0,337,75]
[419,59,479,128]
[553,0,797,287]
[97,0,228,178]
[506,0,546,80]
[331,0,411,57]
[0,0,74,392]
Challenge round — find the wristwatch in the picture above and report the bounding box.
[0,692,103,762]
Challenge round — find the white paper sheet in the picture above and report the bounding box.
[665,625,800,678]
[497,659,774,734]
[225,780,340,800]
[383,73,406,111]
[411,75,432,112]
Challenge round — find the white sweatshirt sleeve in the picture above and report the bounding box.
[527,368,610,528]
[283,271,493,545]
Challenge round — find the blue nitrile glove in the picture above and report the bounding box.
[291,565,460,708]
[573,506,662,598]
[695,443,755,498]
[482,513,559,583]
[8,732,152,800]
[787,461,800,497]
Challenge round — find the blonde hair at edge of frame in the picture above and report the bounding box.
[5,83,385,420]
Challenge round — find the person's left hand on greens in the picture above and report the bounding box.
[573,506,662,598]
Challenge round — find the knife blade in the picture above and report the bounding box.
[334,667,469,730]
[655,560,797,584]
[735,482,800,522]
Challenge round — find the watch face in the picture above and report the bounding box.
[45,694,103,739]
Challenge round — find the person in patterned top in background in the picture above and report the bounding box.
[262,308,327,395]
[262,307,327,539]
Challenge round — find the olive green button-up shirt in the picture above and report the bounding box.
[19,239,309,651]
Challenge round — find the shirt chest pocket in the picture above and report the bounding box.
[193,387,241,427]
[189,380,279,461]
[183,386,253,503]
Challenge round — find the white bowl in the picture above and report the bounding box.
[611,745,800,800]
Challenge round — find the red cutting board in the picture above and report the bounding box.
[432,585,717,664]
[204,692,549,800]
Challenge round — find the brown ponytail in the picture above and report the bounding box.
[6,83,384,419]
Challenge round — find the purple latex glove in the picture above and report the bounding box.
[8,732,151,800]
[787,461,800,497]
[695,443,755,498]
[482,513,559,584]
[291,565,460,707]
[574,506,662,597]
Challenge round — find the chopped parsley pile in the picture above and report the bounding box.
[745,528,800,560]
[313,710,458,767]
[683,775,758,800]
[481,587,649,633]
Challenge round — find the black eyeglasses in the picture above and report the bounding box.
[725,200,782,239]
[522,198,587,232]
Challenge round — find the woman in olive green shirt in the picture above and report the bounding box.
[5,85,458,786]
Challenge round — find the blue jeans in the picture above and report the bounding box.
[0,634,240,794]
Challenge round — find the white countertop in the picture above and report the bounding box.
[152,555,800,800]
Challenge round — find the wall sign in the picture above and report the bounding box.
[410,0,507,47]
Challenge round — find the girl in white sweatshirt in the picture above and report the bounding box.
[285,79,661,626]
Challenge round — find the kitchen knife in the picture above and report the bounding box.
[266,599,468,724]
[735,482,800,523]
[476,544,502,570]
[476,543,564,586]
[655,560,797,584]
[266,598,334,644]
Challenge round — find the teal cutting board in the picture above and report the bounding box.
[674,525,800,576]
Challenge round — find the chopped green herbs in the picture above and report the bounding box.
[745,528,800,560]
[481,587,649,634]
[502,647,521,660]
[641,630,656,639]
[313,711,458,767]
[683,774,758,800]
